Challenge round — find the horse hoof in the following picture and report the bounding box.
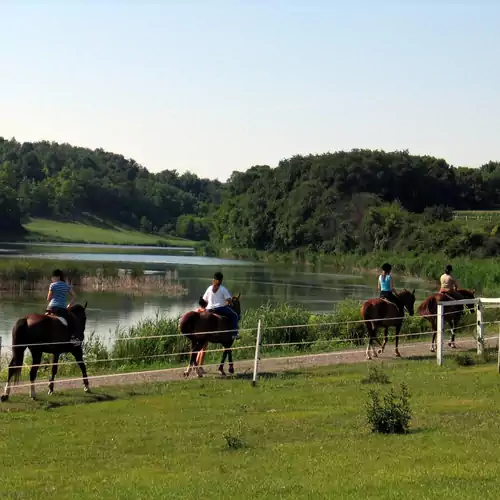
[84,387,91,393]
[197,371,204,378]
[377,349,383,355]
[218,368,227,376]
[430,347,436,353]
[395,350,401,358]
[228,365,235,375]
[183,371,190,378]
[450,343,456,349]
[0,394,8,402]
[48,390,53,396]
[365,355,372,361]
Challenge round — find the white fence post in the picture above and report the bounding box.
[476,300,484,356]
[437,303,444,366]
[252,319,263,387]
[497,324,500,374]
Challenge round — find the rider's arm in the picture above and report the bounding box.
[47,283,54,302]
[223,286,232,305]
[67,286,76,307]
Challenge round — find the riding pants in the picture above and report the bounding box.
[210,306,239,336]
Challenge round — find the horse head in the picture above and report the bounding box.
[457,288,476,312]
[400,289,416,316]
[68,303,88,340]
[230,293,242,317]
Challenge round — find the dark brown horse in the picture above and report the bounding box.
[179,295,241,377]
[361,289,416,359]
[418,288,476,352]
[1,303,89,402]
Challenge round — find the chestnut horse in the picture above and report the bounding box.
[418,288,476,352]
[179,295,241,377]
[1,303,89,402]
[361,290,416,360]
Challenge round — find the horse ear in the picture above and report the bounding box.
[237,293,241,299]
[472,288,476,294]
[412,289,415,295]
[84,301,88,309]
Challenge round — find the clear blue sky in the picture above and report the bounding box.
[1,1,499,180]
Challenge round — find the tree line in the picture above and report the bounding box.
[2,138,500,257]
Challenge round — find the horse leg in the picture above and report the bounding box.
[29,350,43,400]
[48,353,60,395]
[365,322,377,360]
[228,348,234,375]
[219,349,228,376]
[184,339,198,378]
[196,342,208,375]
[378,326,389,355]
[73,347,90,392]
[448,317,457,348]
[1,346,26,402]
[430,318,437,352]
[394,323,402,357]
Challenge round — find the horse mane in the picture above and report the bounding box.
[69,304,87,315]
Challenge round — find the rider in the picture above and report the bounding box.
[377,263,404,317]
[46,269,77,336]
[202,271,239,338]
[439,264,461,299]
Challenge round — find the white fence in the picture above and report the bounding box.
[436,297,500,367]
[1,299,499,393]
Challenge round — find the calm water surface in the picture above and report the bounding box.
[0,243,434,347]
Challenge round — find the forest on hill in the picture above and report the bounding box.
[2,137,500,257]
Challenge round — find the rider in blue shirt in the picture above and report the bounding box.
[377,263,404,316]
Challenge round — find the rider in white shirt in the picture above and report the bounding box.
[202,271,239,338]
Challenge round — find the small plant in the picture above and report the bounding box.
[361,364,391,385]
[366,382,412,434]
[454,352,476,367]
[222,418,246,450]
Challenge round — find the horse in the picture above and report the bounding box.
[418,288,476,352]
[179,294,241,377]
[1,303,90,402]
[360,289,416,360]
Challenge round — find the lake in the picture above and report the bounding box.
[0,243,434,348]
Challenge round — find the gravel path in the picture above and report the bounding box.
[5,336,495,396]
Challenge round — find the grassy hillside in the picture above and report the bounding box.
[21,218,197,247]
[2,360,500,499]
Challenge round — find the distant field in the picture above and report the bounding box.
[2,360,500,499]
[22,218,197,247]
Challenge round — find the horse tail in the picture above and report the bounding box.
[10,318,29,383]
[178,311,198,336]
[418,296,437,319]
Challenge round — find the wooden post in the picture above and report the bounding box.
[252,319,263,387]
[437,303,444,366]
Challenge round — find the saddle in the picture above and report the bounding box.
[45,312,68,327]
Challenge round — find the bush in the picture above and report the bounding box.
[361,365,391,385]
[222,418,246,450]
[366,383,412,434]
[454,352,476,367]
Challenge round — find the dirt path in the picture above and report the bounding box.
[6,335,495,396]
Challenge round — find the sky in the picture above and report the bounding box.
[0,1,499,181]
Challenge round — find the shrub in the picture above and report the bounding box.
[222,418,246,450]
[361,364,391,385]
[454,352,476,367]
[366,383,412,434]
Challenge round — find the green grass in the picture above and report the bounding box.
[22,217,196,247]
[2,360,500,499]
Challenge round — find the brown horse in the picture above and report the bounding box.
[1,303,89,402]
[418,288,476,352]
[179,295,241,377]
[361,289,416,360]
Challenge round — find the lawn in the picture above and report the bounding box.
[1,359,500,499]
[22,218,196,247]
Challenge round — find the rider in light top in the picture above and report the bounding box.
[439,264,461,299]
[377,263,404,317]
[47,269,76,333]
[203,271,239,338]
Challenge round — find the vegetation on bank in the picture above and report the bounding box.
[22,217,197,247]
[2,362,500,499]
[0,258,186,295]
